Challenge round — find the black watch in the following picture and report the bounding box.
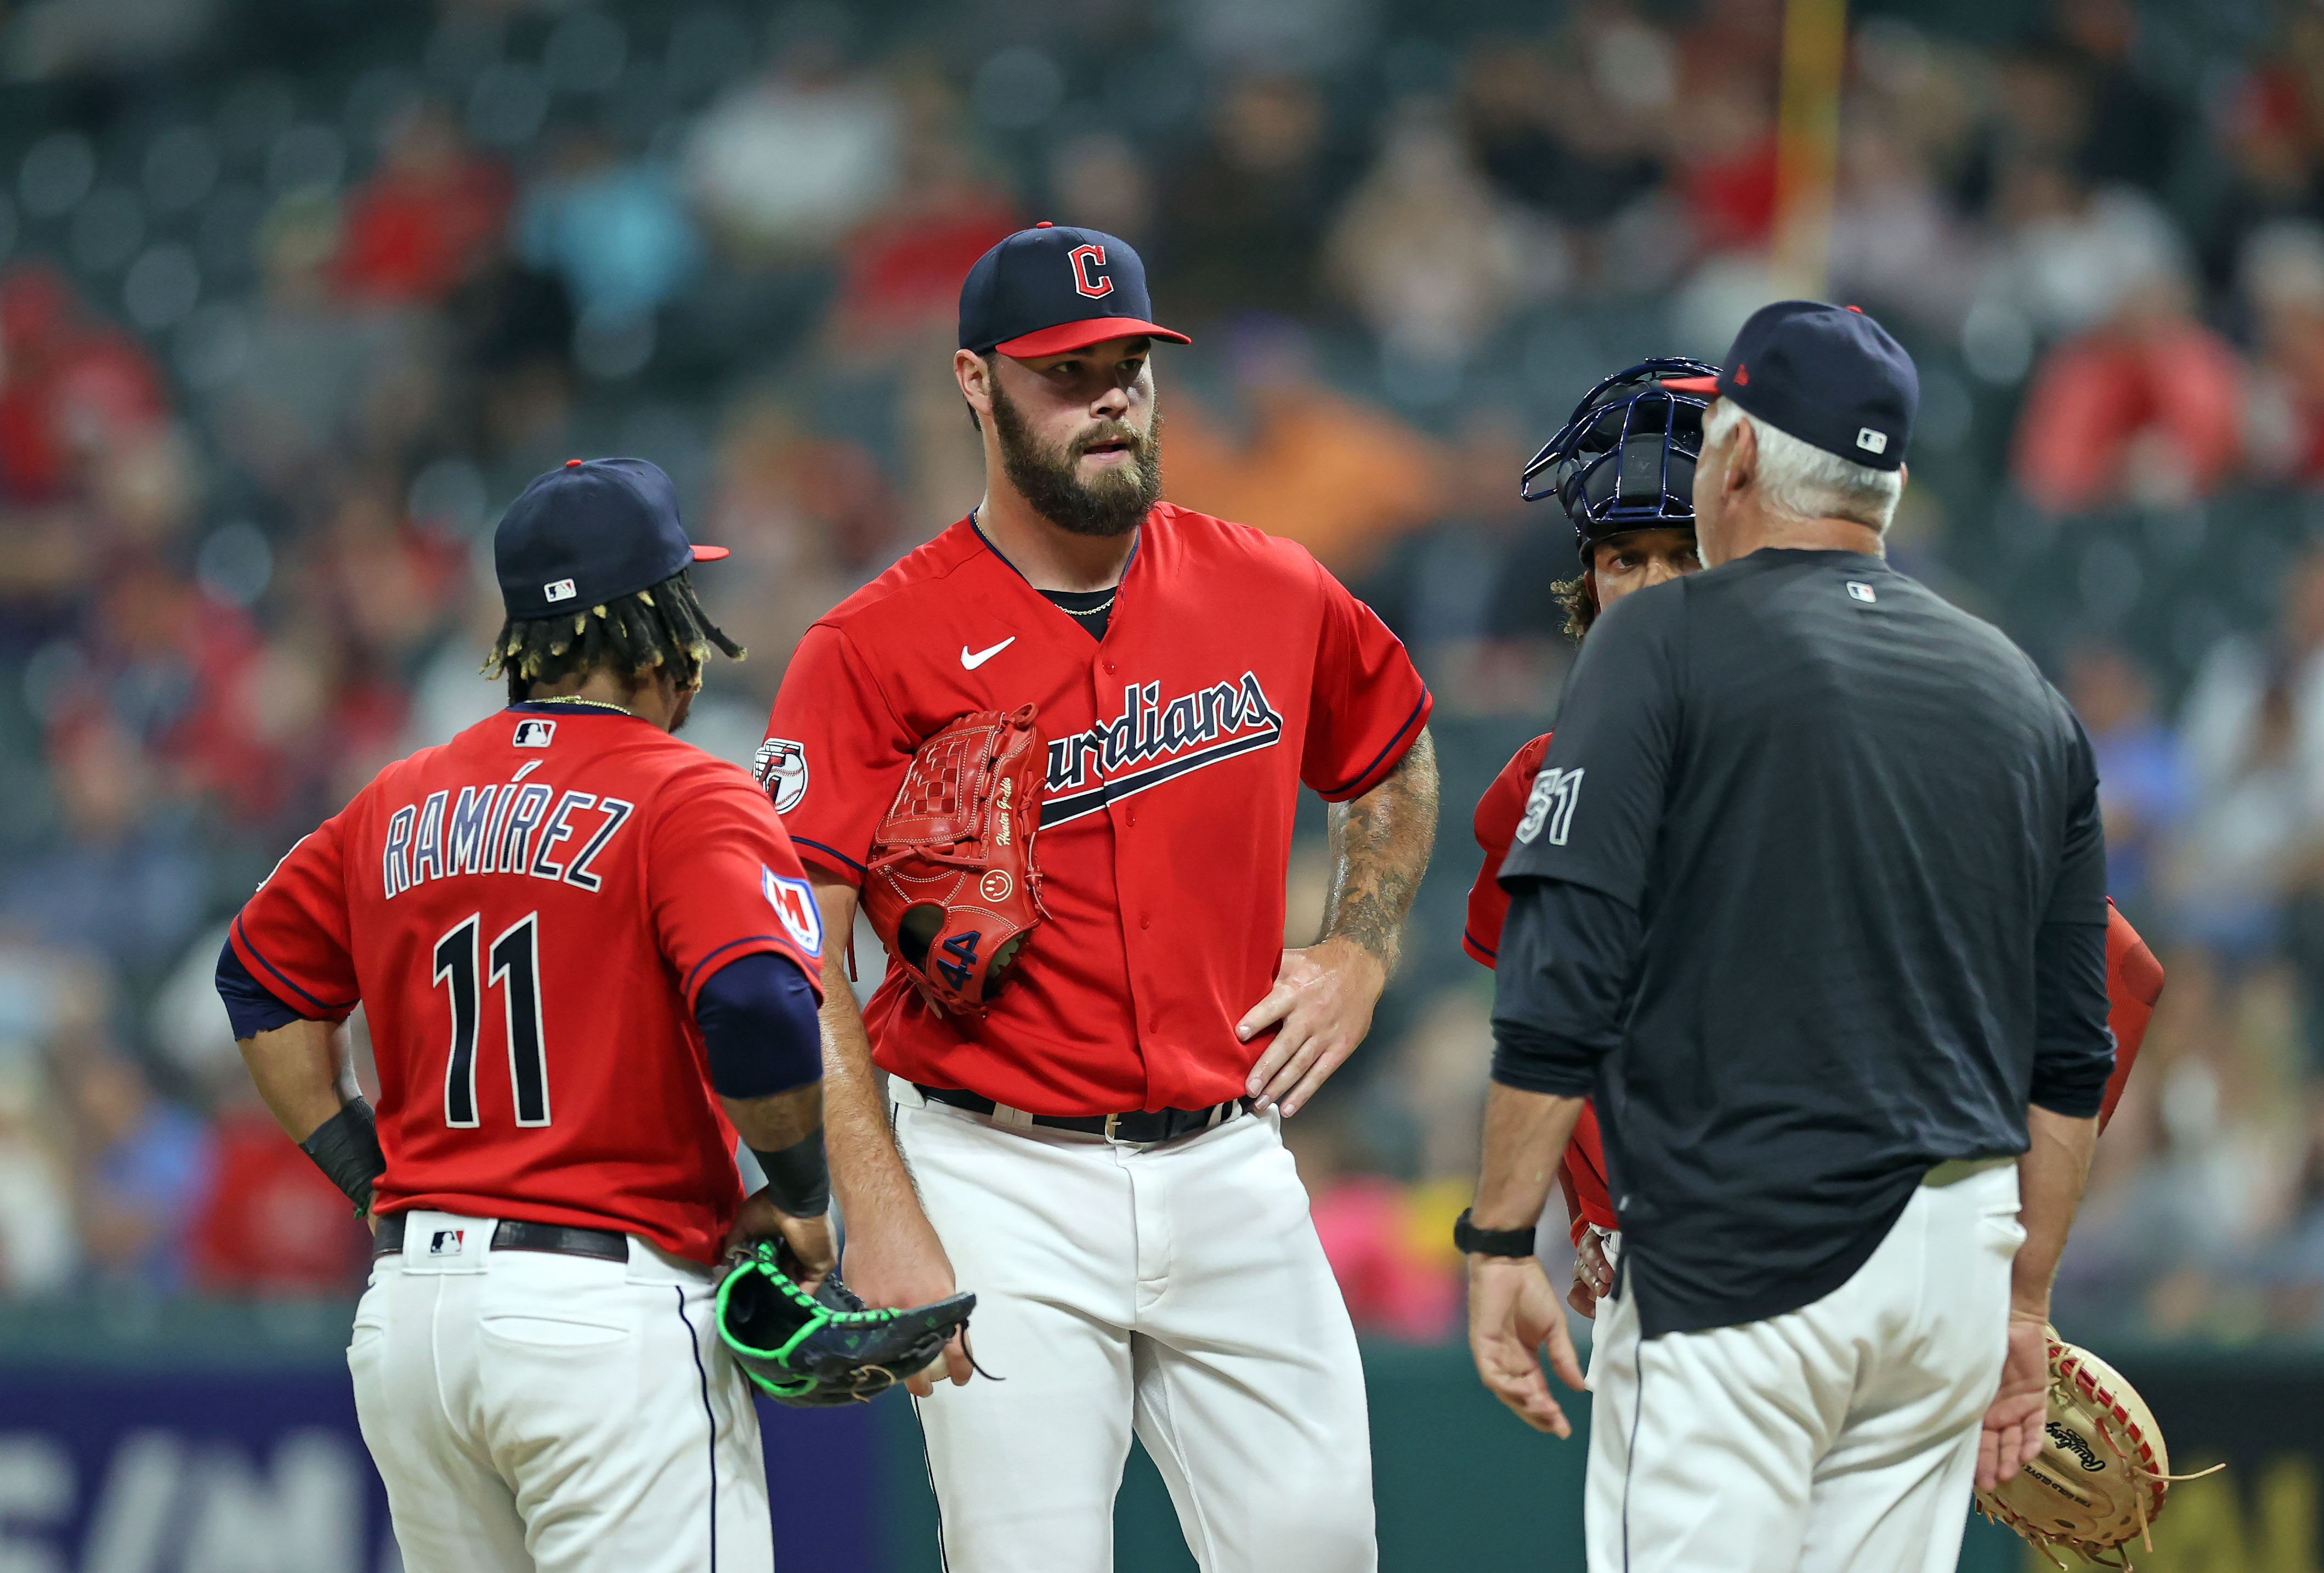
[1453,1207,1539,1259]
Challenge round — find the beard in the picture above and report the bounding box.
[988,381,1163,538]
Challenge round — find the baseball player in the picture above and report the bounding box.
[1463,302,2120,1572]
[759,223,1438,1572]
[215,459,834,1573]
[1461,362,2166,1323]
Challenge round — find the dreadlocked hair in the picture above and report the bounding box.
[1553,573,1599,642]
[484,568,745,703]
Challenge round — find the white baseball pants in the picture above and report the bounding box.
[1584,1163,2022,1573]
[348,1211,773,1573]
[891,1086,1377,1573]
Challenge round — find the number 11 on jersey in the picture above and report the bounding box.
[434,912,552,1129]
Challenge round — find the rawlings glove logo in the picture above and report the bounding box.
[2047,1422,2107,1473]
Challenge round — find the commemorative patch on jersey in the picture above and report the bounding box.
[763,867,824,958]
[1040,673,1284,828]
[754,738,809,813]
[513,718,557,748]
[1515,766,1584,847]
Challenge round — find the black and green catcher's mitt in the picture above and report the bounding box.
[715,1242,976,1407]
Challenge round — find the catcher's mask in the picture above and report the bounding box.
[1521,357,1718,569]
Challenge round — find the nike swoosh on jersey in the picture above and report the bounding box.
[960,637,1016,670]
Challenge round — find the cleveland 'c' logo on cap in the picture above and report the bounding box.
[1069,245,1113,299]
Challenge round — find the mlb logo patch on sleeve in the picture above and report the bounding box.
[763,867,824,957]
[513,718,557,748]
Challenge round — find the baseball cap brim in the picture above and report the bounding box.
[995,316,1193,357]
[1660,375,1721,393]
[690,544,730,563]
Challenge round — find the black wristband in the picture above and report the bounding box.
[299,1099,386,1219]
[1454,1207,1539,1259]
[749,1132,830,1218]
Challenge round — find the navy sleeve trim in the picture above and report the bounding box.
[791,836,866,879]
[683,933,810,1001]
[1320,692,1431,801]
[233,914,358,1014]
[216,934,309,1037]
[697,950,825,1100]
[1462,928,1499,964]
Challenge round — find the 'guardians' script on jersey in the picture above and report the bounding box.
[763,503,1430,1115]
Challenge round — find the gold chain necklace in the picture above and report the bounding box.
[526,695,635,716]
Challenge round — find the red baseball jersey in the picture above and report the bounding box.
[763,503,1431,1114]
[230,702,826,1265]
[1465,733,2166,1242]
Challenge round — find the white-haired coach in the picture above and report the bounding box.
[1453,301,2116,1573]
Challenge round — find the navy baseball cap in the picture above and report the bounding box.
[959,222,1191,358]
[1664,301,1918,472]
[494,457,728,621]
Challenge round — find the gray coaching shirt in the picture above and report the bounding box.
[1493,548,2114,1338]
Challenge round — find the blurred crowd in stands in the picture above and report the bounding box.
[6,0,2324,1346]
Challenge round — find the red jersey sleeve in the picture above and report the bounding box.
[1463,733,1614,1241]
[2099,900,2164,1131]
[760,623,919,885]
[1301,561,1432,801]
[1463,734,1554,967]
[1560,1101,1619,1243]
[230,810,361,1022]
[644,760,830,1009]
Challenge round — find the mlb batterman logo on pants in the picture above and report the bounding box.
[759,221,1441,1572]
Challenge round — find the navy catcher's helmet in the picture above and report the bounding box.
[1521,358,1720,567]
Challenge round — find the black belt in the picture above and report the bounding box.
[915,1084,1251,1145]
[372,1214,629,1262]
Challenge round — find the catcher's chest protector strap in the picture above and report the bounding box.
[862,704,1048,1017]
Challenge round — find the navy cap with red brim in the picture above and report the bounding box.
[1659,301,1917,471]
[495,456,729,621]
[961,223,1191,358]
[996,316,1192,358]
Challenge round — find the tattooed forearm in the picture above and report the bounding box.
[1320,727,1439,970]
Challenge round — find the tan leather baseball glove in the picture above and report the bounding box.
[1974,1329,2221,1570]
[861,704,1047,1017]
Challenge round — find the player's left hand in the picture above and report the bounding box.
[1976,1310,2051,1491]
[725,1191,836,1296]
[1567,1228,1614,1319]
[1236,937,1386,1116]
[1467,1254,1585,1436]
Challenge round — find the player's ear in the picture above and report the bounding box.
[1724,415,1757,501]
[956,349,995,427]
